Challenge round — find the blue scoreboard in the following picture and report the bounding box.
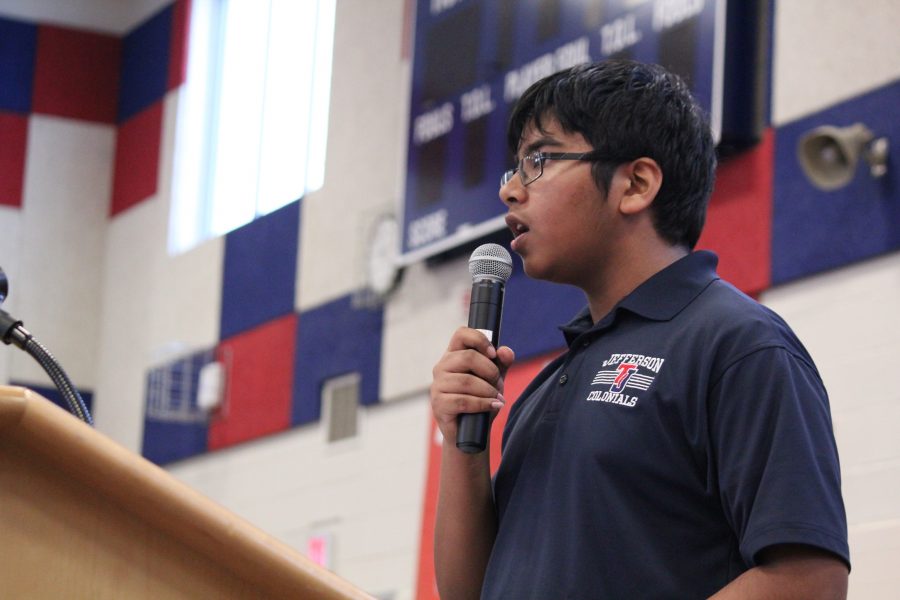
[401,0,764,262]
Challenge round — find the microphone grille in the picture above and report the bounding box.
[469,243,513,283]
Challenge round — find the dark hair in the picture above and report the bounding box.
[507,60,717,249]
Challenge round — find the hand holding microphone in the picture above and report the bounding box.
[456,244,513,454]
[429,243,514,455]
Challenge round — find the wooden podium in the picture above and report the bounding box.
[0,385,374,599]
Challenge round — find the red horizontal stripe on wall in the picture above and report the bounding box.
[697,128,774,296]
[32,25,121,124]
[110,101,162,217]
[0,112,28,208]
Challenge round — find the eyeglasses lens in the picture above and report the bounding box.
[500,153,547,187]
[522,153,541,185]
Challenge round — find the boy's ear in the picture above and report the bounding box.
[618,157,662,215]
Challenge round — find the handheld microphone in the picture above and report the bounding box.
[457,243,513,454]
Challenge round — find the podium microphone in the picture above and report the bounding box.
[457,243,513,454]
[0,266,93,425]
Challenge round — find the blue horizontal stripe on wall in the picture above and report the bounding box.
[292,295,383,426]
[142,417,209,465]
[10,380,93,416]
[141,349,213,465]
[118,4,172,122]
[220,200,300,340]
[0,17,37,113]
[772,80,900,284]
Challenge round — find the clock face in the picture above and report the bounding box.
[366,215,400,297]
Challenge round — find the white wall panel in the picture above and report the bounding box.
[0,207,22,386]
[297,0,410,311]
[837,402,900,467]
[148,91,223,361]
[848,520,900,599]
[772,0,900,125]
[9,115,113,390]
[93,196,166,449]
[381,256,472,401]
[760,250,900,418]
[843,460,900,526]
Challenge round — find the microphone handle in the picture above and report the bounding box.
[457,279,505,454]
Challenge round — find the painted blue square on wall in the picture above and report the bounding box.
[141,349,213,465]
[220,200,300,340]
[292,294,383,426]
[772,81,900,284]
[118,4,172,122]
[0,17,37,113]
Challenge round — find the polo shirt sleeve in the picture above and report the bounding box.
[708,345,850,568]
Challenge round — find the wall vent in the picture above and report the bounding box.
[322,373,360,443]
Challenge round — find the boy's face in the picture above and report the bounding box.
[501,116,622,289]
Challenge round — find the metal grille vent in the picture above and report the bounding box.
[146,349,215,423]
[323,373,360,443]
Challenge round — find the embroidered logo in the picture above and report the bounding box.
[585,353,664,408]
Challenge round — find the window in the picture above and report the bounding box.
[169,0,336,254]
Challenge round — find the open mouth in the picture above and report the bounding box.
[513,222,529,238]
[506,215,529,239]
[506,216,530,251]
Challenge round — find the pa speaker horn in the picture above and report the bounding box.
[797,122,889,191]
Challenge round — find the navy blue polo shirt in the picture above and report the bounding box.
[482,251,849,599]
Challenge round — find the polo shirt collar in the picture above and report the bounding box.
[560,251,720,345]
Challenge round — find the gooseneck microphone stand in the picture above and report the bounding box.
[0,267,93,425]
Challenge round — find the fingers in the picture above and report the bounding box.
[438,327,505,384]
[437,348,502,387]
[431,328,516,442]
[429,386,506,445]
[431,364,503,419]
[446,326,497,357]
[496,345,515,375]
[435,390,505,420]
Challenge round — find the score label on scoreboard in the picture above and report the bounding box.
[402,0,724,261]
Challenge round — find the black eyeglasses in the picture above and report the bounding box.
[501,151,600,187]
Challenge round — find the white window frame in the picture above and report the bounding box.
[169,0,336,254]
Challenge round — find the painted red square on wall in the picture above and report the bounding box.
[32,25,121,124]
[697,129,774,296]
[0,112,28,208]
[208,313,297,450]
[110,101,162,216]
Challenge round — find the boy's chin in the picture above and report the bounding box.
[520,257,554,282]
